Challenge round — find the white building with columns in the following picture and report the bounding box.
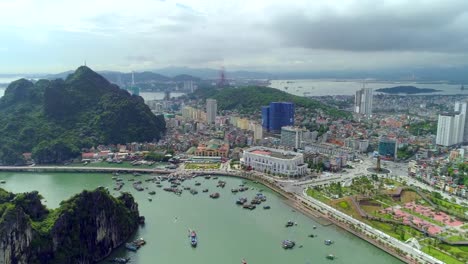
[241,147,308,177]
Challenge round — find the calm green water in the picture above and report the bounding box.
[0,172,403,264]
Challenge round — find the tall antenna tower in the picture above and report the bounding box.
[217,66,226,87]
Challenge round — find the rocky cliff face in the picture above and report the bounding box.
[0,188,140,264]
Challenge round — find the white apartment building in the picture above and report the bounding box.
[241,147,308,177]
[436,101,467,146]
[354,88,373,116]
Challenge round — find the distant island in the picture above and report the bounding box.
[375,86,441,94]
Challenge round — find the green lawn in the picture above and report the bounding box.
[306,188,330,203]
[184,163,220,170]
[422,246,465,264]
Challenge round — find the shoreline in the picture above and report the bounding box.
[0,167,425,263]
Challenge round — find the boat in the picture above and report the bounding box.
[213,176,218,179]
[189,230,197,247]
[125,243,138,251]
[231,188,239,193]
[156,184,163,188]
[241,259,247,264]
[133,172,141,176]
[324,239,334,245]
[148,197,152,201]
[209,192,220,199]
[205,175,211,179]
[242,204,256,210]
[326,254,335,260]
[263,205,271,209]
[282,240,295,249]
[308,234,315,238]
[236,197,248,205]
[149,191,156,195]
[285,220,294,227]
[109,257,130,263]
[195,182,201,186]
[202,189,209,192]
[190,189,198,195]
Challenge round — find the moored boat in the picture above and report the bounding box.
[209,192,220,199]
[109,257,130,263]
[324,239,334,245]
[189,229,198,247]
[326,254,335,260]
[282,240,295,249]
[285,220,294,227]
[263,205,271,209]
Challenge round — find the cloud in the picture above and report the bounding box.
[268,0,468,52]
[2,0,468,73]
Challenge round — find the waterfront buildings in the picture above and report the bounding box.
[241,146,307,177]
[378,137,397,160]
[206,99,217,124]
[280,126,305,149]
[354,88,373,116]
[190,139,229,158]
[261,102,294,133]
[435,102,467,147]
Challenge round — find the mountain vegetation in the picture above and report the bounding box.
[189,86,351,118]
[0,66,166,165]
[0,188,140,263]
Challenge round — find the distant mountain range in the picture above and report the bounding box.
[2,65,468,83]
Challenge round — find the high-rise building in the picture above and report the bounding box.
[378,137,397,160]
[280,126,305,149]
[206,99,217,124]
[454,101,468,142]
[436,113,462,147]
[261,102,294,133]
[436,101,467,146]
[354,88,373,116]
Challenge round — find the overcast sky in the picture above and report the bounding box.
[1,0,468,74]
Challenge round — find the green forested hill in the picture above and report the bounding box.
[190,86,351,117]
[0,66,166,165]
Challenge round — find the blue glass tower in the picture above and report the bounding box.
[261,106,270,130]
[261,102,294,133]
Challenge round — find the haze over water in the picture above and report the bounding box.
[0,172,403,264]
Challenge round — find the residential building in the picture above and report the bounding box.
[206,98,217,124]
[261,102,294,133]
[436,112,464,147]
[280,126,305,149]
[454,101,468,142]
[241,146,308,177]
[354,88,373,116]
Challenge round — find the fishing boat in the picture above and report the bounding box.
[109,257,130,263]
[285,220,294,227]
[326,254,335,260]
[148,191,156,195]
[209,192,220,199]
[324,239,334,245]
[125,243,137,251]
[190,189,198,195]
[236,197,248,205]
[263,205,271,209]
[241,259,247,264]
[202,189,209,192]
[189,230,198,247]
[282,240,295,249]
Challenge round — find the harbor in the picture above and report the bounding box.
[0,171,403,264]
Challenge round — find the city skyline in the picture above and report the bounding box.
[1,0,468,74]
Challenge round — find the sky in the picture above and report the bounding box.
[1,0,468,74]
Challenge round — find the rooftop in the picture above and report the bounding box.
[248,147,298,159]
